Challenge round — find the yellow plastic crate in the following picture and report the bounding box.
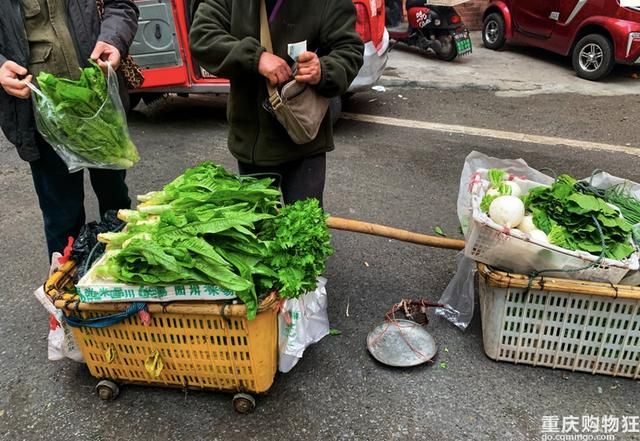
[46,261,278,413]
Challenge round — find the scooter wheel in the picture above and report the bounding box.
[434,35,457,61]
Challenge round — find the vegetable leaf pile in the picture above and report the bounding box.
[34,61,139,168]
[94,162,333,318]
[258,199,333,299]
[524,175,634,260]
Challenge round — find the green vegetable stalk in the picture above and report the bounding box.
[33,61,139,169]
[488,168,506,188]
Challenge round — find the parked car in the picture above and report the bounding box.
[481,0,640,80]
[128,0,389,109]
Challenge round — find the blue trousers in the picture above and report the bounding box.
[29,137,131,256]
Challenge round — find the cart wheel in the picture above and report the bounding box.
[232,393,256,414]
[96,380,120,401]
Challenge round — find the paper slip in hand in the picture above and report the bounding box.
[287,40,307,61]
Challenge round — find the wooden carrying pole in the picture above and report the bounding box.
[326,216,465,251]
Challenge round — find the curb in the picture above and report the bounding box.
[377,77,499,92]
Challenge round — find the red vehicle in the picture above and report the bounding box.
[128,0,389,108]
[481,0,640,80]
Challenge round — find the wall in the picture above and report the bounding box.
[387,0,490,31]
[454,0,489,31]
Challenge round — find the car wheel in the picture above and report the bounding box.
[482,13,506,50]
[572,34,615,81]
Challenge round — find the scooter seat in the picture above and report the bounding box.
[405,0,428,9]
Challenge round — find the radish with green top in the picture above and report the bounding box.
[502,181,522,197]
[489,195,525,228]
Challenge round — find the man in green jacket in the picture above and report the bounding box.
[190,0,364,205]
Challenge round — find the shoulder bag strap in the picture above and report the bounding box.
[96,0,105,20]
[259,0,279,99]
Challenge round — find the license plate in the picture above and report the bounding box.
[453,29,472,56]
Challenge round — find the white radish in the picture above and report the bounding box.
[529,229,549,244]
[518,214,536,233]
[489,196,525,228]
[486,187,501,198]
[502,181,522,197]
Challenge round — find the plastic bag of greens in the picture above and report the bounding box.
[27,61,139,172]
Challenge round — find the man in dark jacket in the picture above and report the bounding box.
[0,0,139,257]
[190,0,363,205]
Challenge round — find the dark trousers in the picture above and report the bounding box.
[238,153,326,206]
[29,137,131,256]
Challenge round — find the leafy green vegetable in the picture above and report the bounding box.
[524,174,634,260]
[34,61,139,168]
[96,162,281,319]
[258,199,334,299]
[94,162,334,318]
[433,226,446,237]
[329,328,342,336]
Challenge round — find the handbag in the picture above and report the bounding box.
[259,0,330,145]
[96,0,144,89]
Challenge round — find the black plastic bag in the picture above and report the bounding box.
[71,210,124,281]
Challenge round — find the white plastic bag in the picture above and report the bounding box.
[33,253,84,363]
[278,277,330,373]
[458,151,639,284]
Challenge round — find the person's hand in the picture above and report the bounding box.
[258,52,292,86]
[0,61,32,99]
[90,41,122,71]
[295,51,321,85]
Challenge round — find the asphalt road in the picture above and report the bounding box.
[1,88,639,441]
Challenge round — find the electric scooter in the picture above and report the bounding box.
[386,0,472,61]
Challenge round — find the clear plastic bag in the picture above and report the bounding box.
[436,252,476,331]
[27,63,139,173]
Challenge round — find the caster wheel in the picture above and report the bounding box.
[232,393,256,414]
[96,380,120,401]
